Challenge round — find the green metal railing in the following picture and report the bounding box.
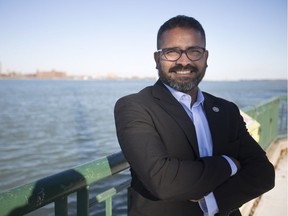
[0,152,129,216]
[0,96,286,216]
[243,96,287,150]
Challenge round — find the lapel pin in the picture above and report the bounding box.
[212,106,220,112]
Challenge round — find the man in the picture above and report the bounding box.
[114,15,274,216]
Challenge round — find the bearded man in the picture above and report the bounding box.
[114,15,274,216]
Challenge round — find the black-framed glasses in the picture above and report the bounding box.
[157,47,206,62]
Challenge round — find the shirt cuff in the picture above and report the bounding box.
[198,192,219,215]
[205,192,219,216]
[222,155,238,176]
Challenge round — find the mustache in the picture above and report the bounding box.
[168,64,199,73]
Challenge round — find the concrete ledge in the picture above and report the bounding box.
[266,137,287,166]
[240,137,287,216]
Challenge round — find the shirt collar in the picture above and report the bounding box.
[164,83,205,107]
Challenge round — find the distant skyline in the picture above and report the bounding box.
[0,0,287,80]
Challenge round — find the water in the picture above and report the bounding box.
[0,79,287,215]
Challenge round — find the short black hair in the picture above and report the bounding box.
[157,15,206,49]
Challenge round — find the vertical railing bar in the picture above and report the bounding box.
[55,196,68,216]
[105,197,113,216]
[77,186,90,216]
[279,97,287,135]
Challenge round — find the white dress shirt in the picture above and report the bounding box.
[165,84,237,216]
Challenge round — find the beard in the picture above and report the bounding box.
[158,64,206,93]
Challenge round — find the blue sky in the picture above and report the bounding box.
[0,0,286,80]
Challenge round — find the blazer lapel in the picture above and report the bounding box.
[203,93,225,156]
[152,80,200,157]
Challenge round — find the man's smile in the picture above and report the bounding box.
[174,70,193,74]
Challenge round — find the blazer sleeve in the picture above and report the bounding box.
[213,103,275,213]
[114,95,233,201]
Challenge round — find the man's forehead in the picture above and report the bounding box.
[159,27,204,47]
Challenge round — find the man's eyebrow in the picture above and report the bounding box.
[161,47,179,50]
[162,46,204,50]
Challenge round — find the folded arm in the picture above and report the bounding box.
[114,97,233,201]
[213,108,275,213]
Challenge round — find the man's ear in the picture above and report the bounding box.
[204,50,209,62]
[204,50,209,68]
[154,52,160,69]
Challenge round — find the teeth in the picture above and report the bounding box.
[176,70,191,74]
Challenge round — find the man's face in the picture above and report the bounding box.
[154,27,208,93]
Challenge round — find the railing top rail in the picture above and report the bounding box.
[242,96,281,113]
[0,152,129,216]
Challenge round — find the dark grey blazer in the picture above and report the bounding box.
[114,80,274,216]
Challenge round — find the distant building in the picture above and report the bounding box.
[36,70,66,78]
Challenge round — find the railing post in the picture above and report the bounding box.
[55,196,68,216]
[77,186,90,216]
[105,197,113,216]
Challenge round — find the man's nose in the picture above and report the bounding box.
[176,52,192,65]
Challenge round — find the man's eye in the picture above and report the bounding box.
[187,49,202,56]
[164,50,179,56]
